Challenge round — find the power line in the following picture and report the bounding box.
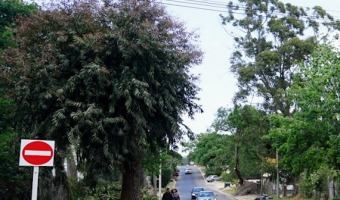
[158,0,340,19]
[160,2,228,13]
[172,0,228,7]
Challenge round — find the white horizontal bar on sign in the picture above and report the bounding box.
[24,150,51,156]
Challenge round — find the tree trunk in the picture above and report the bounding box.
[328,177,334,200]
[153,174,158,195]
[66,145,78,179]
[120,152,143,200]
[234,144,244,185]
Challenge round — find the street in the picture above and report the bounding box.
[175,165,236,200]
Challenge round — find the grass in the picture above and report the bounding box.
[275,195,312,200]
[166,178,177,191]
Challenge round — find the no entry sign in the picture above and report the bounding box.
[19,140,55,166]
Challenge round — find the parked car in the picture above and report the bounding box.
[197,191,217,200]
[173,172,179,176]
[254,194,273,200]
[191,187,204,199]
[205,175,221,182]
[185,168,192,174]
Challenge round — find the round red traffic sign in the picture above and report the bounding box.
[22,141,54,166]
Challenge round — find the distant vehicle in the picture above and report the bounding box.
[197,191,217,200]
[185,168,192,174]
[191,187,204,199]
[206,175,221,182]
[173,172,179,176]
[254,194,273,200]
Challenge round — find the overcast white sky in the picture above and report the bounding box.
[25,0,340,145]
[161,0,340,136]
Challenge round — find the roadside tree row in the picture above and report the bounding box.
[189,0,340,198]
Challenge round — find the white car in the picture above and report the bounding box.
[197,191,217,200]
[185,168,192,174]
[206,175,221,182]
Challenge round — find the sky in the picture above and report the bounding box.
[25,0,340,149]
[159,0,340,136]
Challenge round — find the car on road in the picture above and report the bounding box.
[254,194,273,200]
[197,191,217,200]
[206,175,221,182]
[185,168,192,174]
[191,187,204,199]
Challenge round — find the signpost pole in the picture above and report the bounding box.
[19,139,55,200]
[31,166,39,200]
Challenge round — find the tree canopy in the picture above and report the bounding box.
[267,44,340,175]
[221,0,340,115]
[2,0,202,199]
[0,0,37,52]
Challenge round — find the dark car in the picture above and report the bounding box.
[191,187,204,199]
[254,194,273,200]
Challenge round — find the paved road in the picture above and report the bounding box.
[175,165,235,200]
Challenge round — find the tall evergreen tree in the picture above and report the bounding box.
[2,0,202,199]
[0,1,37,199]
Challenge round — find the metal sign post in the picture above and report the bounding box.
[19,139,55,200]
[32,166,39,200]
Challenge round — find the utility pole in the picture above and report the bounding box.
[159,159,162,200]
[276,150,279,198]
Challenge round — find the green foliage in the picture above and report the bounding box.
[299,167,331,199]
[0,88,12,132]
[2,0,202,198]
[0,0,36,131]
[0,0,37,52]
[266,44,340,198]
[191,105,272,182]
[221,171,237,183]
[267,45,340,177]
[223,0,339,191]
[190,132,233,175]
[218,106,270,178]
[221,0,338,116]
[69,179,122,200]
[161,167,173,188]
[140,188,159,200]
[299,173,314,198]
[0,132,31,199]
[69,180,157,200]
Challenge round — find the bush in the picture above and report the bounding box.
[221,171,237,183]
[161,167,172,188]
[299,173,314,198]
[69,180,121,200]
[140,188,158,200]
[205,166,223,176]
[0,132,31,199]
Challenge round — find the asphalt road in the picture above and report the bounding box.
[175,165,235,200]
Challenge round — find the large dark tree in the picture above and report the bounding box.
[0,0,36,131]
[2,0,202,199]
[0,1,37,199]
[221,0,340,116]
